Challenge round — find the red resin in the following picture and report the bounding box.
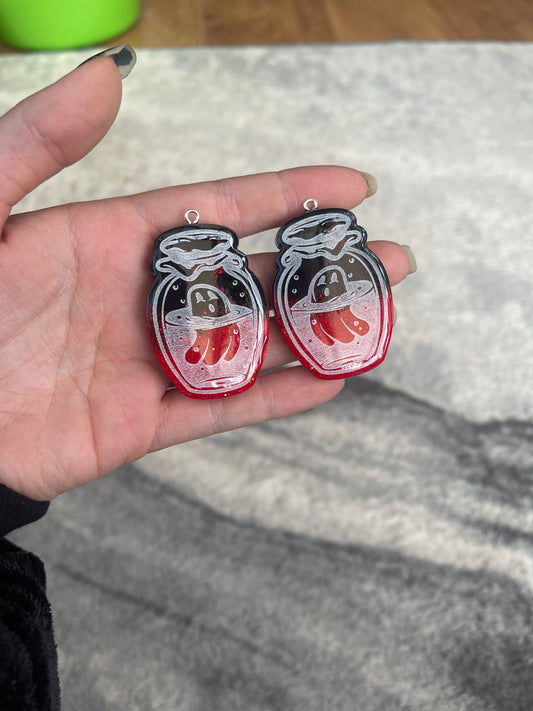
[185,324,241,365]
[310,306,370,346]
[274,291,393,381]
[147,311,268,399]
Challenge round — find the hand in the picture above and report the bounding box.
[0,54,411,501]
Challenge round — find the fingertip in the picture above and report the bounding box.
[23,54,124,166]
[66,53,124,123]
[0,52,128,219]
[401,244,417,274]
[370,241,411,286]
[77,44,137,80]
[281,165,371,214]
[359,171,378,198]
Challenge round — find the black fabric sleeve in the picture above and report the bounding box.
[0,539,60,710]
[0,485,60,710]
[0,484,50,538]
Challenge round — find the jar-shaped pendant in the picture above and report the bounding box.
[147,219,268,398]
[273,207,392,379]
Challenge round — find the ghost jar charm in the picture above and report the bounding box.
[147,210,269,399]
[273,201,393,379]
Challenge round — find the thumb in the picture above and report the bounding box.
[0,44,136,224]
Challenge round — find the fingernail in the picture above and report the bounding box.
[393,306,398,326]
[401,245,417,274]
[360,171,378,198]
[78,44,137,80]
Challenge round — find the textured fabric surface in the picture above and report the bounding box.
[0,540,60,711]
[3,43,533,710]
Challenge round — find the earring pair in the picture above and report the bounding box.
[147,201,392,399]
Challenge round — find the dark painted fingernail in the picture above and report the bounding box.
[78,44,137,80]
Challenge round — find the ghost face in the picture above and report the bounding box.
[312,267,348,304]
[190,286,229,320]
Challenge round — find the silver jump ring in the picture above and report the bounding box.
[303,198,318,212]
[185,209,200,225]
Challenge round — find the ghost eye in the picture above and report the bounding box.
[331,272,339,283]
[195,293,206,303]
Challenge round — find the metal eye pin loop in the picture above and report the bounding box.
[303,198,318,212]
[185,209,200,225]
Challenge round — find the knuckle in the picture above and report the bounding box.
[274,170,299,215]
[213,179,243,231]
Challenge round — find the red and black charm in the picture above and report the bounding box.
[273,203,393,380]
[147,211,269,399]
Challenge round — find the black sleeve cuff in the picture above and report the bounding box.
[0,484,50,538]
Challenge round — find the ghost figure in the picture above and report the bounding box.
[182,285,247,365]
[292,266,371,346]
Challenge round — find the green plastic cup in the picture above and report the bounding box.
[0,0,140,50]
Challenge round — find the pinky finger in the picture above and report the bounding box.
[150,366,344,452]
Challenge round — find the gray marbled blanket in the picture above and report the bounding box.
[3,43,533,709]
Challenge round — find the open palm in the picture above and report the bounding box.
[0,54,410,501]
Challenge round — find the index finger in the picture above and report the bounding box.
[129,165,373,239]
